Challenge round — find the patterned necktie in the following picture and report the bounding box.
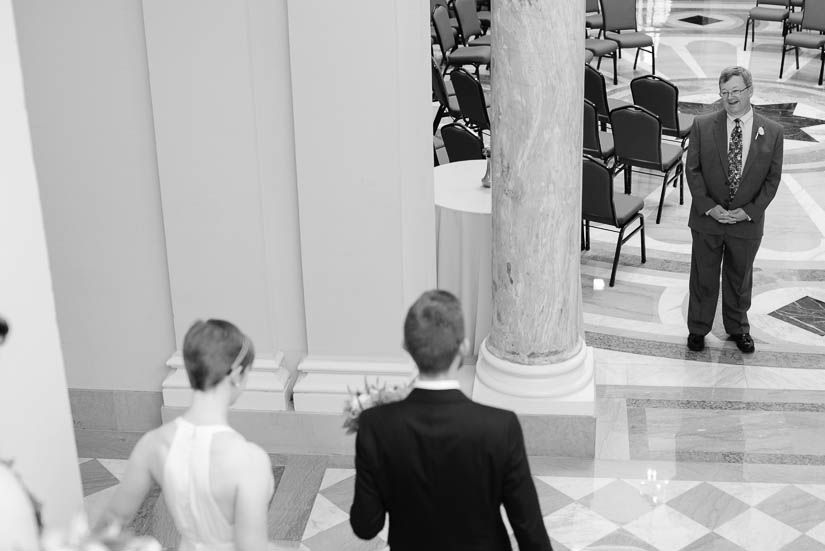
[728,118,743,201]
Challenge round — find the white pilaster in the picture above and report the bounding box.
[286,0,435,411]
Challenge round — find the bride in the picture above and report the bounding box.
[98,319,274,551]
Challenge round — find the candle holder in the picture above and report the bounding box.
[481,147,491,188]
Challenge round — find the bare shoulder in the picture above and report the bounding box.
[213,433,272,480]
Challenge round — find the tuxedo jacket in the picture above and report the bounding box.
[686,109,783,239]
[350,388,551,551]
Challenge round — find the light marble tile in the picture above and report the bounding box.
[796,484,825,502]
[715,509,801,551]
[300,495,348,541]
[623,479,702,504]
[534,476,615,500]
[623,505,709,551]
[96,458,130,482]
[318,469,354,491]
[807,519,825,546]
[707,481,788,506]
[745,365,825,391]
[542,502,618,551]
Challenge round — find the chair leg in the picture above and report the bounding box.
[597,56,603,70]
[819,48,825,86]
[613,52,618,85]
[639,214,646,264]
[585,220,591,250]
[679,165,684,205]
[656,172,668,224]
[651,46,655,74]
[744,18,750,51]
[634,48,640,70]
[796,46,800,70]
[433,106,446,134]
[780,45,787,78]
[610,226,626,287]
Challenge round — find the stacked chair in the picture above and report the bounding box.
[583,99,617,169]
[454,0,491,47]
[432,5,491,78]
[582,155,646,287]
[600,0,655,77]
[630,75,694,148]
[744,0,791,51]
[585,64,630,130]
[441,123,485,162]
[450,68,492,141]
[610,105,684,224]
[780,0,825,84]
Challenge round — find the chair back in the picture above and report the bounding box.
[802,0,825,31]
[630,74,680,133]
[432,57,451,110]
[450,68,490,130]
[600,0,639,31]
[583,99,603,157]
[584,64,610,119]
[455,0,483,41]
[441,123,485,161]
[582,155,618,226]
[432,5,457,55]
[586,0,601,13]
[610,105,663,168]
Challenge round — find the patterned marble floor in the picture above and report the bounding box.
[82,1,825,550]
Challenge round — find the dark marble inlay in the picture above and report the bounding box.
[675,450,825,465]
[585,331,825,370]
[680,15,722,26]
[626,398,825,412]
[80,459,119,497]
[769,296,825,336]
[679,101,825,142]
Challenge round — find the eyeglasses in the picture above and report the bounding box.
[719,86,751,98]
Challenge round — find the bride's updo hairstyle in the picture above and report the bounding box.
[183,319,255,391]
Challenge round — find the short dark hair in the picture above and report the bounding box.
[403,290,464,375]
[182,319,255,391]
[719,66,752,89]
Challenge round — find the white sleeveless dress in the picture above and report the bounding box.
[163,417,237,551]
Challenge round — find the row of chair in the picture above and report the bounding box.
[432,3,490,78]
[585,0,656,84]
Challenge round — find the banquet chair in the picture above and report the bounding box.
[584,64,630,130]
[780,0,825,84]
[450,68,492,140]
[744,0,791,51]
[586,0,605,36]
[433,57,462,133]
[583,99,618,169]
[455,0,491,47]
[600,0,655,76]
[582,154,646,287]
[441,123,485,162]
[788,0,805,30]
[630,74,694,148]
[586,36,619,83]
[432,5,491,77]
[610,105,684,224]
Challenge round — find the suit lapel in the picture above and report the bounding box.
[713,110,730,176]
[739,111,765,183]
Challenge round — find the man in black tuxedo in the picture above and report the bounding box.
[350,290,551,551]
[686,66,783,354]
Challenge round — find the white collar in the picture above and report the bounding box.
[413,379,461,390]
[727,106,753,125]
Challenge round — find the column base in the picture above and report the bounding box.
[473,338,595,416]
[161,351,295,411]
[292,357,416,413]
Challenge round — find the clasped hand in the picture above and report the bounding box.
[709,205,748,224]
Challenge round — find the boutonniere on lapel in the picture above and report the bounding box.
[755,126,765,141]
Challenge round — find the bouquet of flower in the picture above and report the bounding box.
[342,377,414,434]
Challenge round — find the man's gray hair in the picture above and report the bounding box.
[719,66,753,89]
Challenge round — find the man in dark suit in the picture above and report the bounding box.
[686,66,783,354]
[350,290,551,551]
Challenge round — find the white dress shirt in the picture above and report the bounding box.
[727,106,754,169]
[413,379,461,390]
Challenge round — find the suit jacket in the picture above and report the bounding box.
[686,108,783,238]
[350,388,551,551]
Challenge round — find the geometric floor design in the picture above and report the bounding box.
[82,460,825,551]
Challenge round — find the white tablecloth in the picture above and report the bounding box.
[434,160,492,356]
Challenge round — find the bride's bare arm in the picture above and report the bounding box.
[233,444,275,551]
[95,432,157,532]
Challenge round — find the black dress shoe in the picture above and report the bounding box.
[731,333,755,353]
[687,333,705,352]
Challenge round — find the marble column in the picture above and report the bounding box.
[473,0,595,418]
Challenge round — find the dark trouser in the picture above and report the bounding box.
[688,230,762,336]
